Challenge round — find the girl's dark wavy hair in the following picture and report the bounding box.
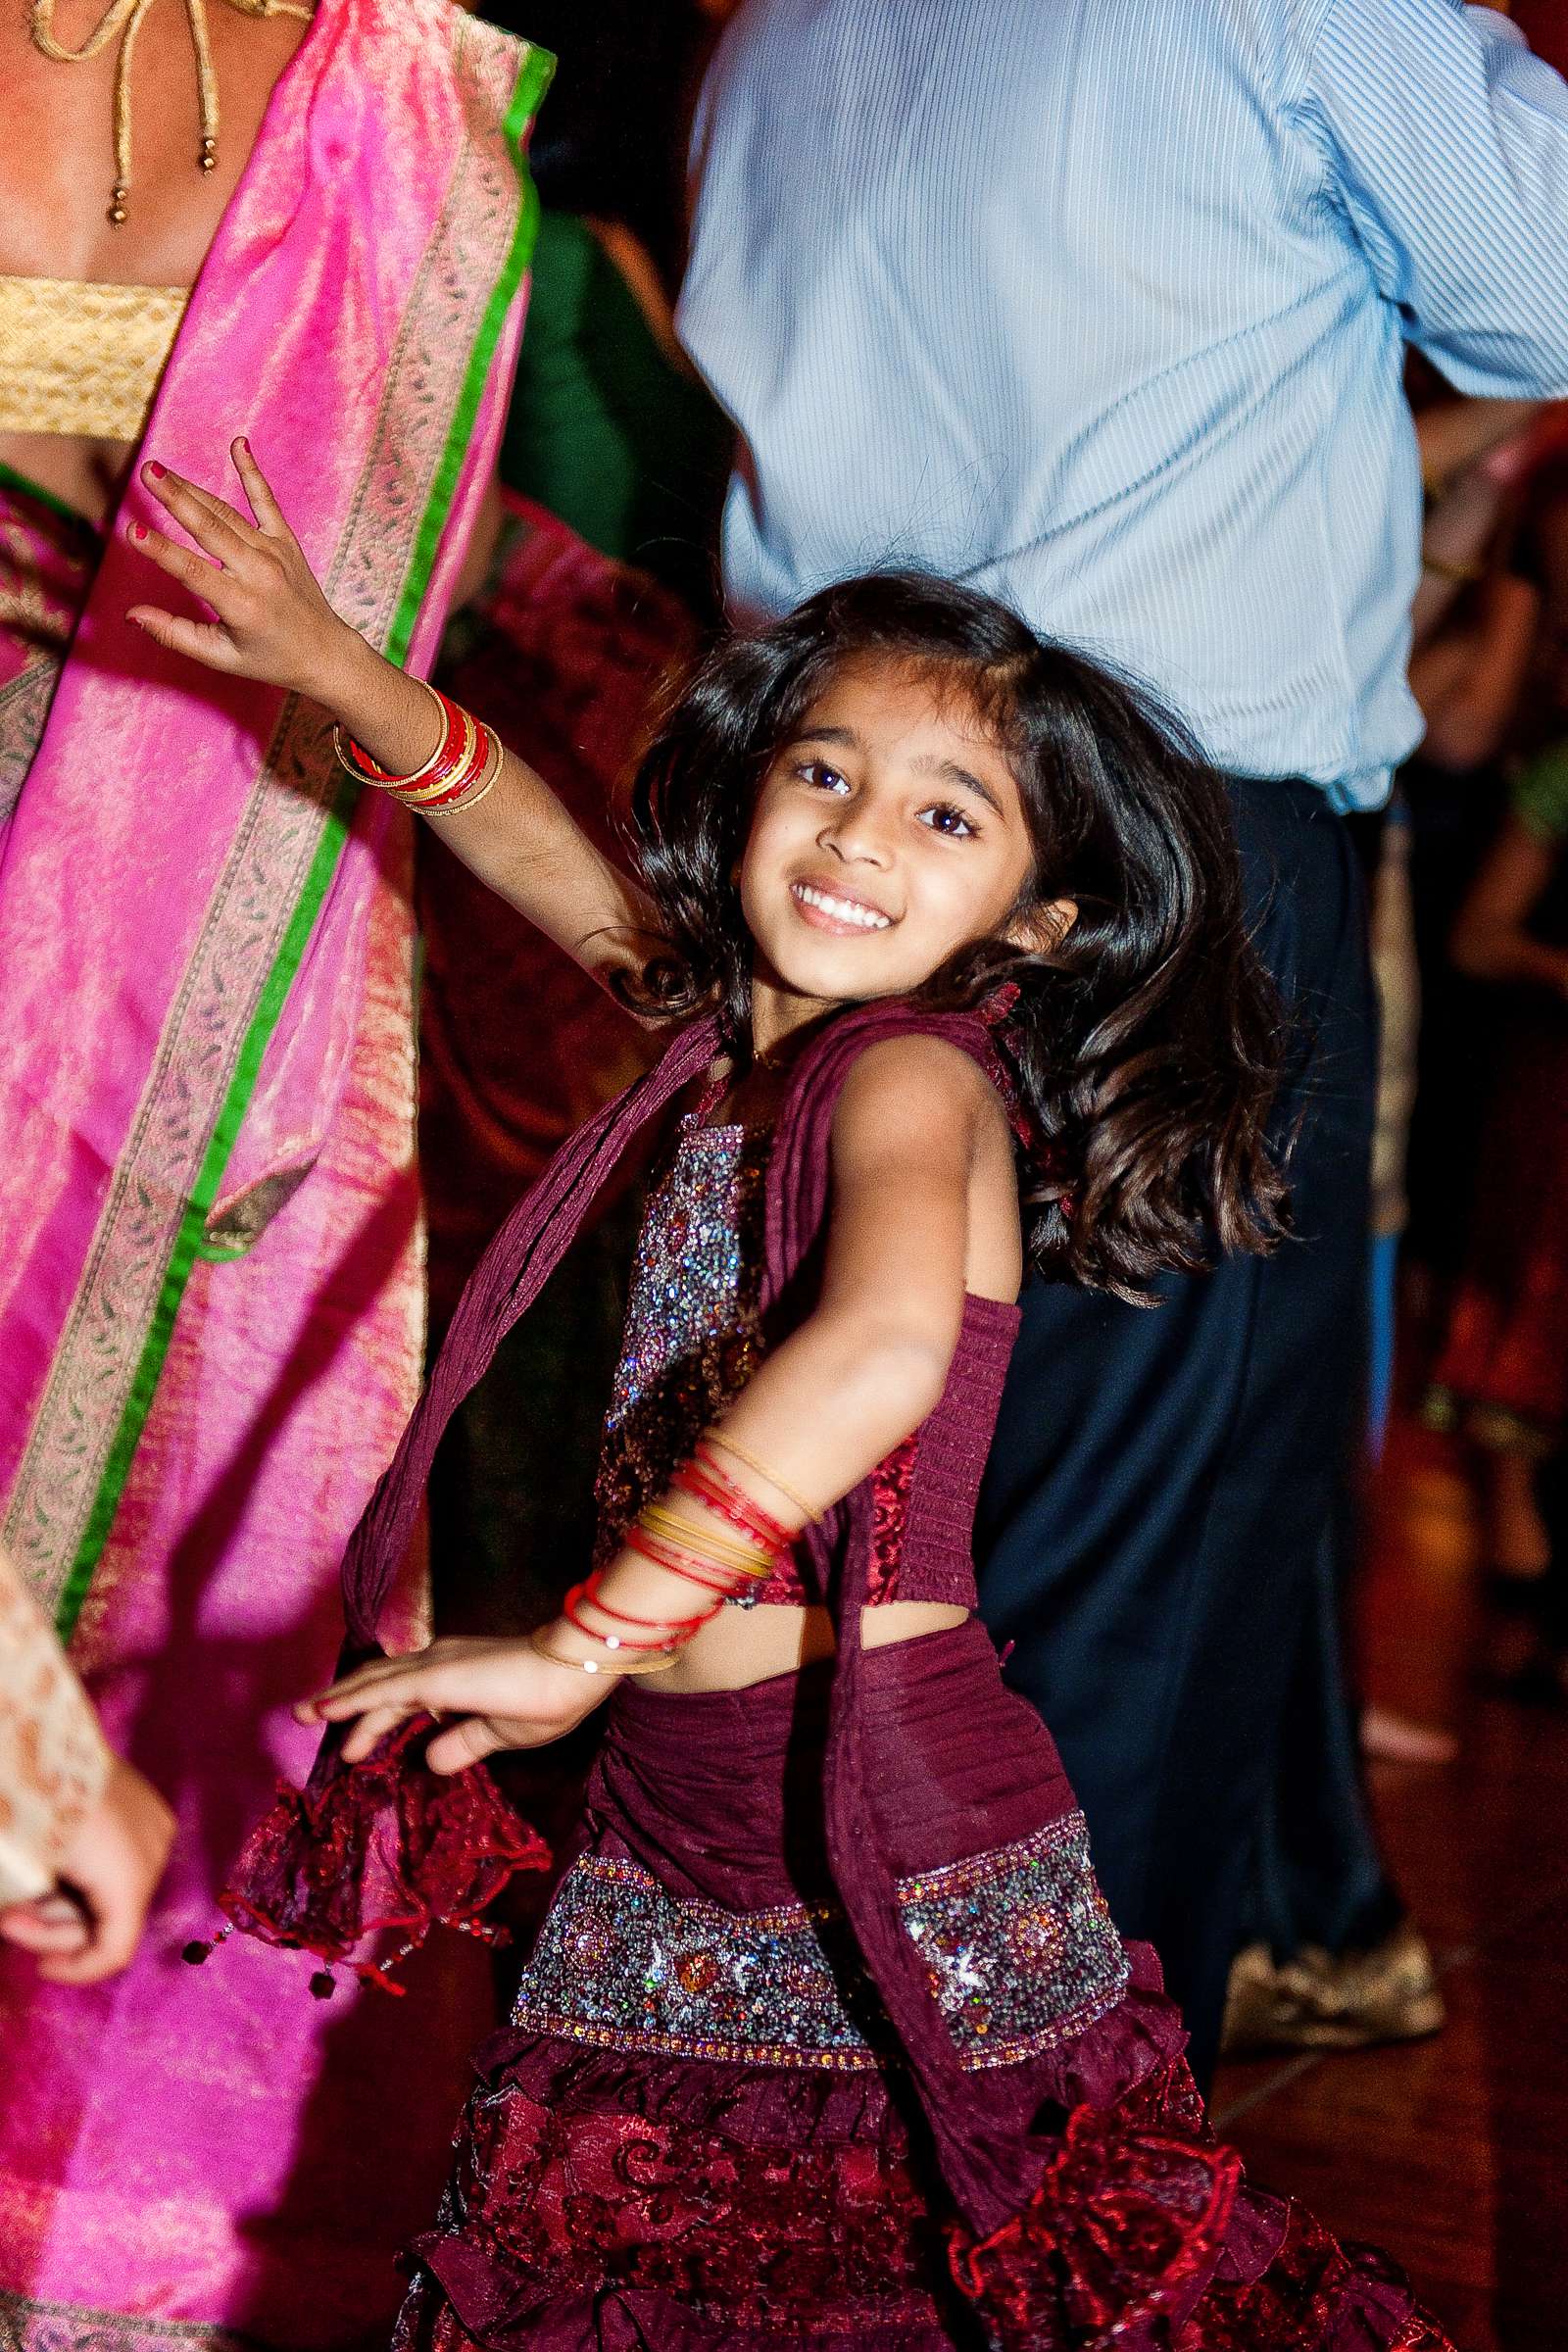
[620,572,1287,1301]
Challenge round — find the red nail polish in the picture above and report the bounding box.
[129,522,146,542]
[147,461,166,480]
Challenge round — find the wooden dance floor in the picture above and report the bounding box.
[1211,1416,1568,2352]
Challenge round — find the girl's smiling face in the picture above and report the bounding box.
[739,657,1052,1049]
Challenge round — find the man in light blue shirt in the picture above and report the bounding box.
[679,0,1568,2085]
[682,0,1568,808]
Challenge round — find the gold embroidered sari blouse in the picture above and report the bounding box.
[0,1548,110,1906]
[0,272,188,441]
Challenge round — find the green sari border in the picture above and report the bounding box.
[54,770,360,1640]
[386,38,556,668]
[0,458,88,531]
[53,40,552,1641]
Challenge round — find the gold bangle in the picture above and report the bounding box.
[640,1496,772,1561]
[527,1627,679,1678]
[394,708,483,804]
[331,677,451,787]
[1421,554,1483,586]
[640,1498,771,1566]
[639,1501,772,1576]
[703,1431,819,1524]
[423,729,504,817]
[403,717,493,808]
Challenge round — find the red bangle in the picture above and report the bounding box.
[339,683,466,786]
[584,1569,710,1632]
[623,1525,740,1592]
[689,1446,797,1549]
[335,687,500,810]
[576,1571,710,1640]
[669,1460,791,1553]
[401,719,498,808]
[563,1582,688,1655]
[692,1444,798,1542]
[346,694,465,785]
[623,1525,751,1601]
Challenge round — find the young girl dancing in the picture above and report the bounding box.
[129,446,1453,2351]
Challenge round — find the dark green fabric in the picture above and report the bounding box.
[1514,741,1568,845]
[0,458,88,529]
[503,210,730,614]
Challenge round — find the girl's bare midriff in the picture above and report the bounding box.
[0,1,313,525]
[652,1598,972,1694]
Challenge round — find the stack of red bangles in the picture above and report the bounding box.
[528,1434,815,1678]
[333,680,501,814]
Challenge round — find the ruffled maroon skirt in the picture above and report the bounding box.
[392,1623,1452,2350]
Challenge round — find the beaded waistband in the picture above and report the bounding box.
[512,1813,1129,2073]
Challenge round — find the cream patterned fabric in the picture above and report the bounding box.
[0,272,187,440]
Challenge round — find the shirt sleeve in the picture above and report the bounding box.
[1301,0,1568,396]
[0,1549,111,1908]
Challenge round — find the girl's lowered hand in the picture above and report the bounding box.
[297,1636,607,1772]
[126,438,364,707]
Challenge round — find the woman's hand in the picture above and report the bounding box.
[126,437,365,708]
[298,1636,609,1772]
[0,1757,174,1984]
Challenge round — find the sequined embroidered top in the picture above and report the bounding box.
[595,1111,1021,1607]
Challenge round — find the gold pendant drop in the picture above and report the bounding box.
[29,0,314,228]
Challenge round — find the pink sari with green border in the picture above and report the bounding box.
[0,5,553,2341]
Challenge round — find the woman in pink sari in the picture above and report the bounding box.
[0,3,552,2342]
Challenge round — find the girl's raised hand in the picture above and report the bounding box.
[126,438,359,706]
[297,1636,608,1773]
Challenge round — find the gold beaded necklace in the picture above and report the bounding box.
[30,0,314,227]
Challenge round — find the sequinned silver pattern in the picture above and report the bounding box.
[512,1814,1129,2072]
[594,1119,771,1589]
[608,1119,764,1430]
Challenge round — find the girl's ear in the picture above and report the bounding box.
[1004,896,1078,959]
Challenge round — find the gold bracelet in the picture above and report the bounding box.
[1421,554,1483,586]
[704,1431,819,1524]
[330,676,451,787]
[527,1627,679,1678]
[639,1500,772,1577]
[393,709,483,804]
[423,729,504,817]
[640,1497,772,1566]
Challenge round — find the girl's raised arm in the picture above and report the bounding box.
[127,441,662,1003]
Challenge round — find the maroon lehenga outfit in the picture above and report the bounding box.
[225,1002,1455,2351]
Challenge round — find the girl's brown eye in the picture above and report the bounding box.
[800,761,850,794]
[919,803,977,839]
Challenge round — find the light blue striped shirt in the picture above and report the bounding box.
[678,0,1568,809]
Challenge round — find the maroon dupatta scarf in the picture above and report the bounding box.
[220,996,1030,2231]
